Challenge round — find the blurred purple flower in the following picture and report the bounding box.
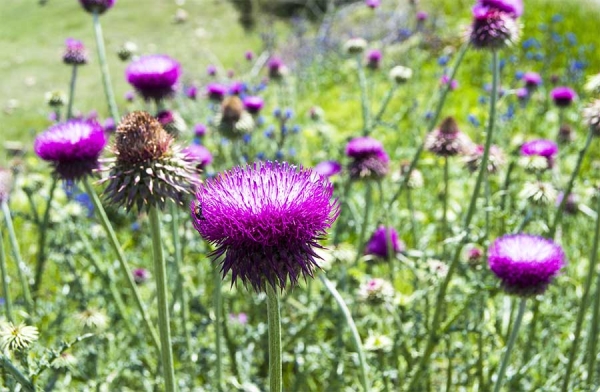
[125,54,181,102]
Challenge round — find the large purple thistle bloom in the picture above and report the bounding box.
[365,226,405,259]
[345,136,389,180]
[79,0,115,14]
[550,86,577,107]
[34,120,107,180]
[478,0,523,17]
[125,55,181,102]
[190,161,339,292]
[488,234,565,296]
[520,139,558,159]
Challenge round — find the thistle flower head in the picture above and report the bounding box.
[488,234,565,296]
[583,99,600,136]
[520,139,558,160]
[345,136,389,180]
[101,111,200,212]
[213,96,255,140]
[463,144,505,174]
[133,268,150,285]
[75,308,108,330]
[194,123,207,137]
[469,5,520,50]
[365,0,381,9]
[389,66,413,84]
[183,144,213,169]
[117,41,137,62]
[358,278,395,305]
[344,38,368,55]
[364,334,393,353]
[46,90,66,107]
[186,85,198,100]
[267,57,287,80]
[63,38,88,65]
[190,161,339,292]
[314,160,342,178]
[243,96,265,114]
[550,86,577,107]
[79,0,115,14]
[523,71,542,88]
[365,226,404,259]
[366,49,382,70]
[519,181,557,206]
[206,83,227,101]
[125,55,181,102]
[34,120,107,181]
[478,0,523,17]
[0,168,13,204]
[156,110,187,137]
[425,116,473,157]
[0,322,39,351]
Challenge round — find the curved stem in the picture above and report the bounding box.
[83,178,160,351]
[493,298,527,392]
[562,187,600,391]
[2,202,33,313]
[406,49,499,391]
[92,11,119,122]
[266,284,282,392]
[213,268,223,391]
[0,354,34,392]
[320,274,370,391]
[32,177,57,299]
[149,207,176,392]
[0,224,14,323]
[386,43,469,211]
[372,85,399,127]
[549,131,594,238]
[66,65,78,120]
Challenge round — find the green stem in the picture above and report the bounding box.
[0,354,34,392]
[266,284,282,392]
[170,202,192,359]
[332,178,352,245]
[149,207,176,392]
[82,178,160,351]
[406,49,499,391]
[589,264,600,388]
[562,188,600,391]
[372,85,399,127]
[32,177,57,299]
[0,224,14,323]
[493,298,527,392]
[386,43,469,211]
[353,182,373,264]
[320,275,370,391]
[213,267,223,391]
[66,65,78,120]
[549,131,594,238]
[442,156,449,247]
[1,202,33,313]
[92,11,119,122]
[357,55,371,135]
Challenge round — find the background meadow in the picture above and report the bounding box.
[1,0,600,391]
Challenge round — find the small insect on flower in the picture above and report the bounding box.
[193,201,205,220]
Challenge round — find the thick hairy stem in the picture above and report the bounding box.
[266,284,282,392]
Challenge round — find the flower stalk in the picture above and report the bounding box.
[32,177,57,299]
[493,298,527,392]
[0,223,14,323]
[266,284,282,392]
[66,65,78,120]
[92,11,119,122]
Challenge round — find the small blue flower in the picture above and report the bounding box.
[515,71,524,80]
[551,14,563,23]
[275,150,284,160]
[284,108,294,120]
[292,125,301,134]
[243,134,252,144]
[478,96,487,105]
[273,108,282,118]
[522,38,541,50]
[468,114,480,127]
[256,152,266,160]
[424,111,433,120]
[281,125,288,136]
[221,138,230,146]
[288,148,296,156]
[438,56,449,66]
[566,33,577,46]
[131,221,141,231]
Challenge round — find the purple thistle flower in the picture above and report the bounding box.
[229,81,245,96]
[365,226,405,259]
[440,75,458,90]
[488,234,565,296]
[516,87,528,101]
[520,139,558,159]
[186,85,198,100]
[190,161,339,291]
[206,83,227,101]
[194,123,207,137]
[346,136,389,180]
[478,0,523,17]
[183,144,213,168]
[79,0,115,14]
[207,65,217,77]
[103,117,116,133]
[523,71,542,88]
[267,57,287,80]
[133,268,150,285]
[416,11,429,21]
[243,96,265,114]
[34,120,107,181]
[63,38,88,65]
[124,91,135,102]
[469,5,520,50]
[125,55,181,102]
[245,51,254,61]
[550,86,577,107]
[314,161,342,178]
[464,144,505,173]
[366,49,382,70]
[365,0,381,9]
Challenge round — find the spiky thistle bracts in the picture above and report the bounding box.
[190,161,339,292]
[100,111,200,212]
